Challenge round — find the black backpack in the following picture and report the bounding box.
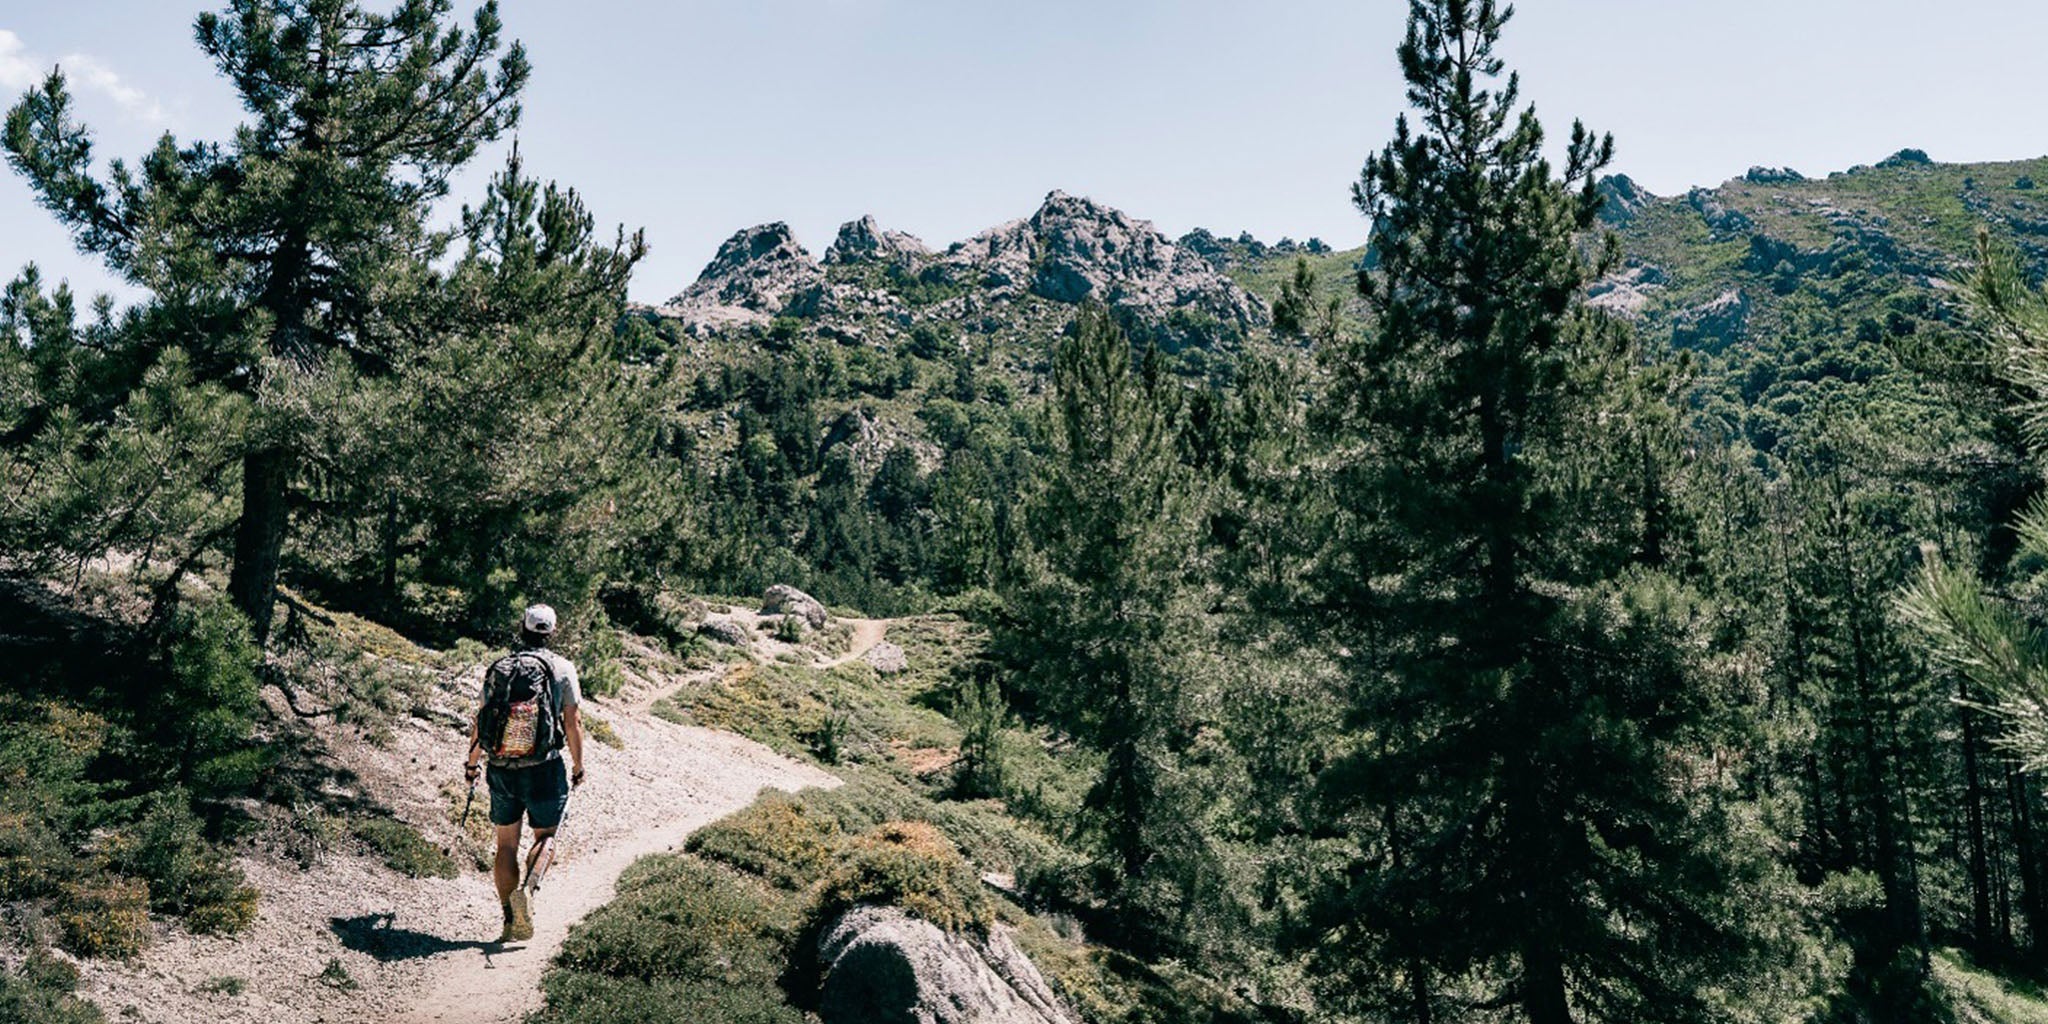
[478,651,562,762]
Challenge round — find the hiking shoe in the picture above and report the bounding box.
[496,901,517,944]
[507,888,535,942]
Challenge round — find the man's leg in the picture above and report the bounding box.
[492,822,523,903]
[524,826,556,890]
[522,760,571,894]
[486,764,535,942]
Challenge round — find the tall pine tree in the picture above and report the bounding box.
[1309,4,1779,1021]
[999,304,1214,953]
[4,0,527,640]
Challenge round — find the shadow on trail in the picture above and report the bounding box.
[331,913,500,962]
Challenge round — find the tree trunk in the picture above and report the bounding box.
[381,491,401,610]
[2011,769,2047,954]
[1962,694,1995,948]
[1383,805,1434,1024]
[1520,937,1574,1024]
[229,448,292,643]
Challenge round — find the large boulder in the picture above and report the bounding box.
[762,584,828,630]
[1744,165,1806,184]
[1596,174,1656,226]
[1586,263,1667,319]
[1674,288,1750,350]
[816,906,1079,1024]
[698,618,753,646]
[1686,187,1754,236]
[862,641,907,675]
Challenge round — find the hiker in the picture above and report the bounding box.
[464,604,586,943]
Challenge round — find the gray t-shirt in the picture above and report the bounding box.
[480,646,581,767]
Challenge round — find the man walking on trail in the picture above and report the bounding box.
[464,604,586,943]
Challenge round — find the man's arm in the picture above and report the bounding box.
[562,704,585,786]
[464,711,484,781]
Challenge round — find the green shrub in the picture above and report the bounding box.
[953,673,1008,798]
[191,747,273,796]
[0,940,106,1024]
[157,598,263,797]
[55,877,150,959]
[773,614,807,643]
[0,702,111,903]
[811,820,991,935]
[805,774,1061,876]
[811,622,854,657]
[315,958,358,991]
[577,616,629,699]
[196,975,246,997]
[555,855,795,986]
[260,801,339,869]
[351,816,457,880]
[540,853,808,1023]
[0,812,77,902]
[599,583,705,650]
[108,790,258,935]
[809,704,849,765]
[686,792,844,890]
[538,972,804,1024]
[584,713,624,750]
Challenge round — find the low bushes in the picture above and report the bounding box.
[108,792,259,935]
[1,691,261,957]
[539,856,804,1024]
[811,820,991,935]
[350,816,458,880]
[686,792,843,890]
[54,877,151,959]
[0,935,106,1024]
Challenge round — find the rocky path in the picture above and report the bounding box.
[391,722,838,1024]
[75,644,840,1024]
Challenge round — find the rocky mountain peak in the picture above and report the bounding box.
[660,222,824,330]
[651,191,1269,346]
[824,215,931,266]
[1596,174,1656,226]
[1744,166,1806,184]
[1008,189,1267,330]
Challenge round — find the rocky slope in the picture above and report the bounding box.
[648,152,2048,366]
[1585,152,2048,352]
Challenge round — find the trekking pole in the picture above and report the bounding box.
[528,798,572,894]
[460,741,482,826]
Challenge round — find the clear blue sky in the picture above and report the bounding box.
[4,1,2046,305]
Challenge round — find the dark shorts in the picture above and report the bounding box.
[486,759,569,829]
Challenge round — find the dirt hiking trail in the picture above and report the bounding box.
[390,725,837,1024]
[820,617,890,669]
[72,618,897,1024]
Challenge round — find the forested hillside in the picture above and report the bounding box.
[13,1,2048,1023]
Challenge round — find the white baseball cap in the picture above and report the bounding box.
[521,604,558,635]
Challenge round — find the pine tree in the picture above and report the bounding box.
[998,304,1212,952]
[4,0,527,640]
[1270,256,1341,346]
[1309,4,1779,1021]
[313,148,647,636]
